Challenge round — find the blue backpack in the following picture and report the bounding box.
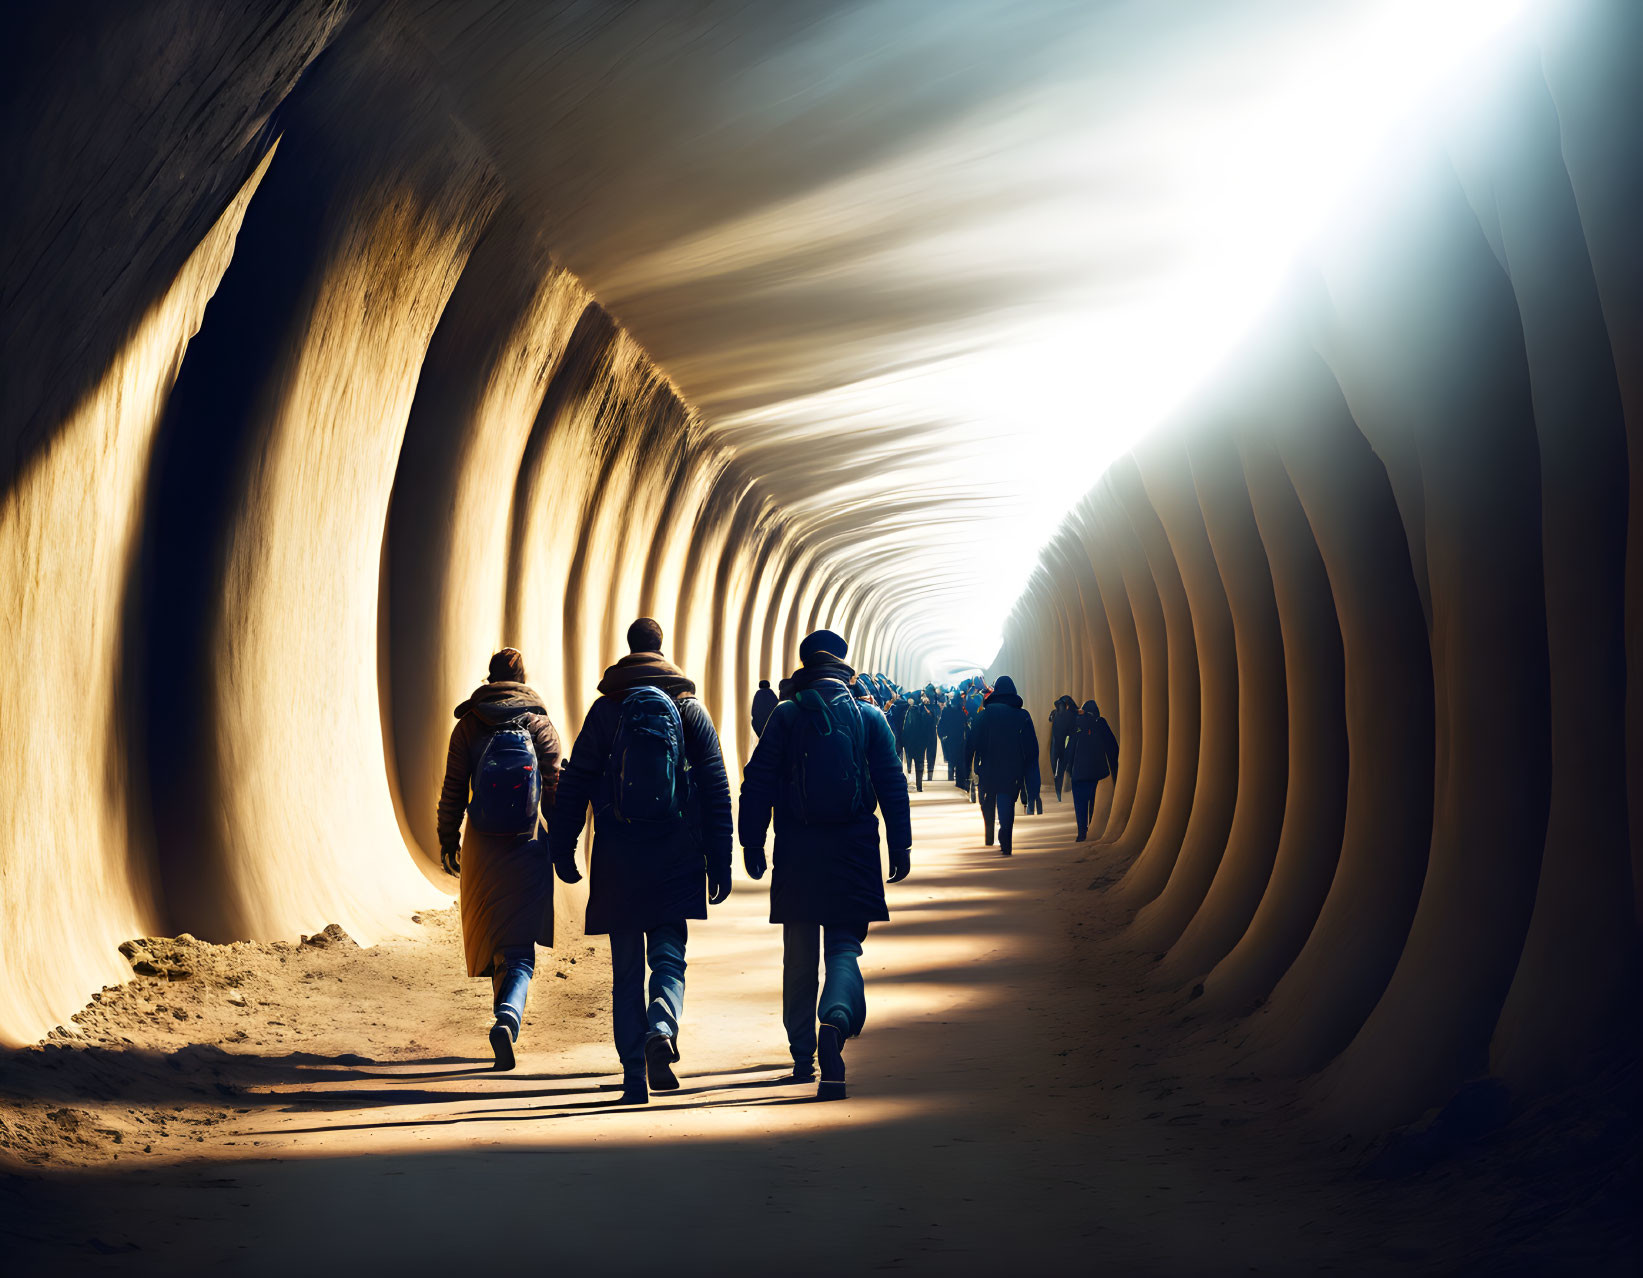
[468,716,542,834]
[787,682,868,824]
[609,686,685,824]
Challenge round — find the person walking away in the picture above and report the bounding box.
[886,694,908,765]
[1049,695,1078,801]
[1068,699,1120,842]
[751,678,778,737]
[438,648,563,1071]
[901,691,937,791]
[964,675,1039,856]
[739,629,911,1099]
[548,618,733,1103]
[937,692,966,785]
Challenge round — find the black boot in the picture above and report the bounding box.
[644,1031,680,1091]
[489,1020,516,1072]
[817,1022,847,1100]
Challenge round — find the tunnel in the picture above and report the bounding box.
[2,1,1639,1273]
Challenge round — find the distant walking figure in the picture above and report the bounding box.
[901,691,937,791]
[437,648,562,1071]
[751,678,778,737]
[1068,699,1120,842]
[739,629,912,1099]
[548,619,733,1103]
[964,675,1039,856]
[937,693,967,786]
[1048,695,1078,801]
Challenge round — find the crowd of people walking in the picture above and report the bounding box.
[437,622,1116,1099]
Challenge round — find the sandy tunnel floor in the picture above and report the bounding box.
[2,777,1631,1275]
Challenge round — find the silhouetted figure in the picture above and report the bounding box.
[751,678,778,736]
[938,693,967,785]
[437,648,562,1070]
[886,694,908,758]
[901,691,937,791]
[739,629,911,1099]
[1068,699,1119,842]
[548,618,733,1103]
[964,675,1039,856]
[1048,695,1078,801]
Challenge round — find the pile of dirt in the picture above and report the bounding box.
[0,908,609,1169]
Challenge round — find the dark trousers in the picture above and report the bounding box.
[1052,752,1069,800]
[1072,779,1099,838]
[783,921,870,1063]
[923,743,936,780]
[980,786,1016,852]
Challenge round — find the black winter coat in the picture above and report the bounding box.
[1069,703,1120,783]
[965,691,1041,791]
[739,664,911,927]
[548,656,732,935]
[901,700,937,751]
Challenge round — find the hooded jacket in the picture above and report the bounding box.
[738,654,911,927]
[437,681,562,855]
[1049,696,1079,762]
[549,652,732,934]
[1069,700,1120,783]
[964,675,1040,790]
[437,681,563,979]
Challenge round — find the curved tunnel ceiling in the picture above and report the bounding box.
[399,0,1528,670]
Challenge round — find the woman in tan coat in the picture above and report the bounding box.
[437,648,561,1069]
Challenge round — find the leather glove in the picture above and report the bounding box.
[440,847,460,878]
[708,865,732,905]
[743,846,768,880]
[552,851,583,884]
[888,848,911,884]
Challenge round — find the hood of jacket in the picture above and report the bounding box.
[596,651,697,700]
[1080,699,1100,718]
[454,680,548,723]
[984,675,1023,709]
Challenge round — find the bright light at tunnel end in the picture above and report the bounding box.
[958,0,1539,677]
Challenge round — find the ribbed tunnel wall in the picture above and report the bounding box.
[0,4,914,1048]
[993,9,1642,1130]
[2,0,1639,1141]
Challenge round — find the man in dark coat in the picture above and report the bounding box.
[938,694,968,786]
[751,678,778,736]
[739,629,911,1100]
[900,692,937,791]
[1048,695,1079,801]
[548,618,733,1103]
[964,675,1039,856]
[1068,699,1121,842]
[438,648,562,1070]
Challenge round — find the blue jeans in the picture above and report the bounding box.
[491,946,535,1038]
[1072,780,1099,838]
[609,922,688,1073]
[783,922,868,1064]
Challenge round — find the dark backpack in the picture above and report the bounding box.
[609,685,685,824]
[786,682,868,824]
[467,716,542,834]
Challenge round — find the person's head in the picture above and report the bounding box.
[992,675,1017,697]
[759,679,771,689]
[488,647,527,683]
[1082,699,1100,717]
[627,617,664,654]
[798,628,848,665]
